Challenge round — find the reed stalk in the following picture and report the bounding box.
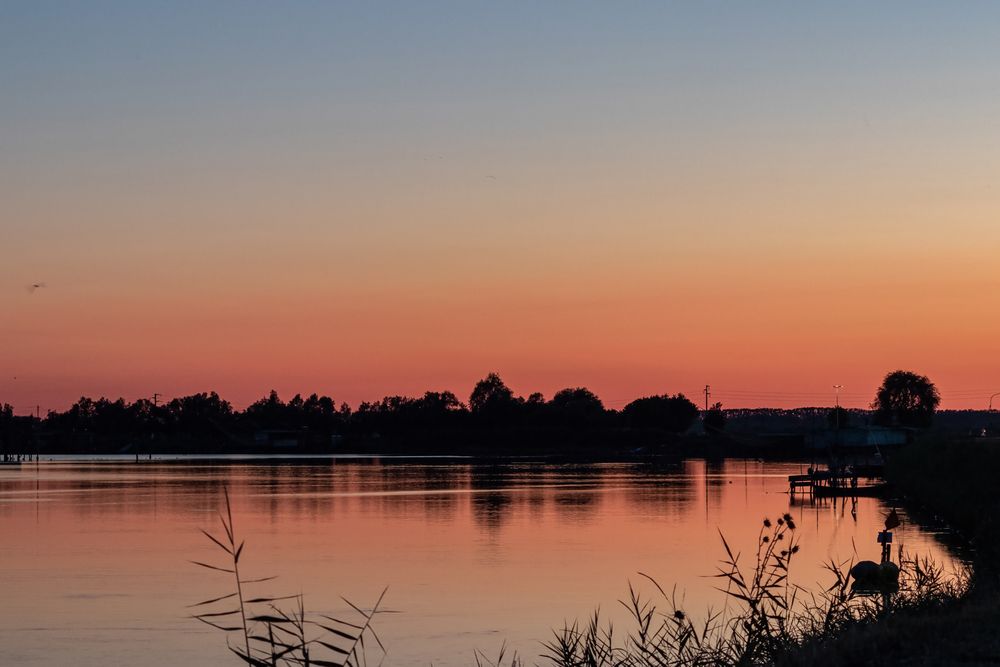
[190,486,387,667]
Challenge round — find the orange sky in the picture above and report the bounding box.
[2,4,999,412]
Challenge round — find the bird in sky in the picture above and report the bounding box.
[27,282,46,293]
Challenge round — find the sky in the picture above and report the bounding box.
[2,2,1000,412]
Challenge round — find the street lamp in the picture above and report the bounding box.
[990,392,1000,412]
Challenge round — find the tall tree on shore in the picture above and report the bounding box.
[871,370,940,427]
[623,394,699,433]
[469,373,515,414]
[549,388,605,422]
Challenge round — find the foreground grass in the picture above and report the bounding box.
[515,521,967,667]
[774,439,1000,666]
[776,592,1000,666]
[192,489,387,667]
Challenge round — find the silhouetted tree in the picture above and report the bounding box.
[288,393,305,413]
[469,373,517,422]
[0,403,35,459]
[549,387,605,423]
[419,390,465,414]
[129,398,166,434]
[165,392,235,434]
[244,390,288,429]
[703,402,727,433]
[871,370,940,427]
[354,396,414,433]
[61,396,97,431]
[300,393,342,432]
[623,393,699,433]
[0,403,16,457]
[91,398,132,434]
[47,397,125,437]
[526,392,546,406]
[353,390,468,436]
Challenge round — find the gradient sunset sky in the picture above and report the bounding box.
[3,2,999,412]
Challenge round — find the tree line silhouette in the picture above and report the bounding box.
[0,369,957,456]
[2,373,712,455]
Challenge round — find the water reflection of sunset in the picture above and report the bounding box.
[0,459,958,666]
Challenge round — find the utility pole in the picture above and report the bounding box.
[704,385,711,411]
[152,393,161,407]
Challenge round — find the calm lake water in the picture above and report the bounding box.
[0,457,959,666]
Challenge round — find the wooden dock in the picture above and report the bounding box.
[789,465,886,497]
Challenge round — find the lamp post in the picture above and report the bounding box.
[990,393,1000,412]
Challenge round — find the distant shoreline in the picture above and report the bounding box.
[6,430,816,459]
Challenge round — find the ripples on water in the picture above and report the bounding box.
[0,457,959,666]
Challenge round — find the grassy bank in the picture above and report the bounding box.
[523,439,990,667]
[521,523,969,667]
[889,438,1000,569]
[774,438,1000,666]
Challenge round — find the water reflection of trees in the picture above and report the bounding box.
[469,464,517,533]
[3,460,968,602]
[551,490,600,522]
[5,460,701,531]
[621,462,696,518]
